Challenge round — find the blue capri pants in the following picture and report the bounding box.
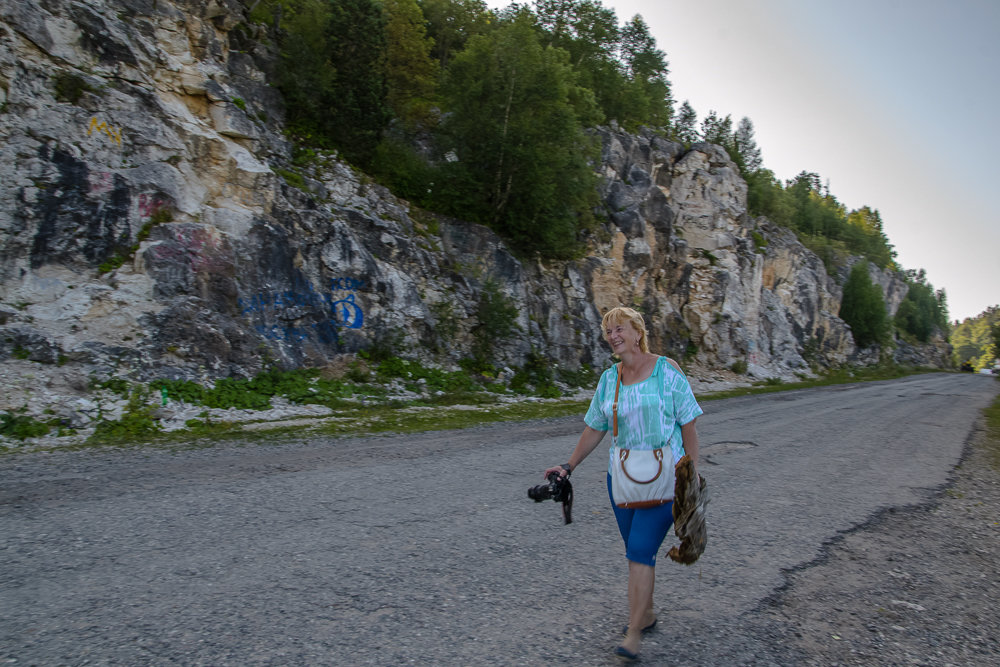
[607,474,674,567]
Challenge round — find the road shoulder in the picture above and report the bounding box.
[752,412,1000,665]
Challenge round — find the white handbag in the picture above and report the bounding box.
[609,363,675,509]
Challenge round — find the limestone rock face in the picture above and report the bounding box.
[0,0,946,404]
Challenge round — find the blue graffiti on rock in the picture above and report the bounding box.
[239,277,365,343]
[330,293,363,329]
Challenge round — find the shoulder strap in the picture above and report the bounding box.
[613,362,622,438]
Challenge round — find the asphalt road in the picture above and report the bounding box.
[1,373,996,666]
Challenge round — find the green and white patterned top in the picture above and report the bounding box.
[584,357,703,472]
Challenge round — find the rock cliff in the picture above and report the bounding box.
[0,0,945,413]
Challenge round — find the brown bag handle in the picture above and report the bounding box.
[618,448,665,484]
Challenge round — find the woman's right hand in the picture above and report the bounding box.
[544,465,568,479]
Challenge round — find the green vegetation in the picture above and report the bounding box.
[894,269,949,343]
[1,357,951,454]
[249,0,676,258]
[839,261,890,348]
[952,305,1000,370]
[256,0,391,167]
[509,350,561,398]
[275,168,307,190]
[469,280,520,370]
[88,388,162,445]
[434,12,600,258]
[151,368,379,411]
[98,209,173,274]
[91,376,130,396]
[52,71,96,104]
[0,411,59,440]
[745,170,898,272]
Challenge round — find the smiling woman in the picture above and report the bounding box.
[541,305,703,661]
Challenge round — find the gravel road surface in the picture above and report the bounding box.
[1,373,997,665]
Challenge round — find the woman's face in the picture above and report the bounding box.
[604,319,641,355]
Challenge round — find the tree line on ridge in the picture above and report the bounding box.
[244,0,949,347]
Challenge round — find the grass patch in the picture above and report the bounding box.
[275,168,307,190]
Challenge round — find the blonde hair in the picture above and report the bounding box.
[601,306,650,354]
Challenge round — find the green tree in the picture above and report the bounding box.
[266,0,337,139]
[839,261,890,348]
[437,11,599,258]
[733,116,762,176]
[894,269,949,343]
[470,280,520,367]
[533,0,624,125]
[951,306,1000,369]
[746,167,793,226]
[420,0,493,68]
[845,206,896,269]
[259,0,390,167]
[673,100,698,144]
[326,0,391,166]
[616,14,672,129]
[700,110,733,150]
[988,322,1000,370]
[384,0,440,128]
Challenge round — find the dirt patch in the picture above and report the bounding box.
[752,418,1000,666]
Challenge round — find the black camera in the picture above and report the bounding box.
[528,472,573,524]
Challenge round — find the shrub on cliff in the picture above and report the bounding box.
[839,261,890,348]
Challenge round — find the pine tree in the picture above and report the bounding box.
[733,116,762,175]
[673,100,698,144]
[616,14,672,129]
[700,110,733,149]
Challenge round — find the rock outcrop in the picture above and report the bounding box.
[0,0,943,416]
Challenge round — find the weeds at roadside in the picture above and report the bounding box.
[0,410,67,440]
[2,359,956,454]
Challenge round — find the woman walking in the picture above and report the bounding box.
[544,306,703,661]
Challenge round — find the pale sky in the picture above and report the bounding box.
[482,0,999,322]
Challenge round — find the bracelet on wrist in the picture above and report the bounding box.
[561,463,572,475]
